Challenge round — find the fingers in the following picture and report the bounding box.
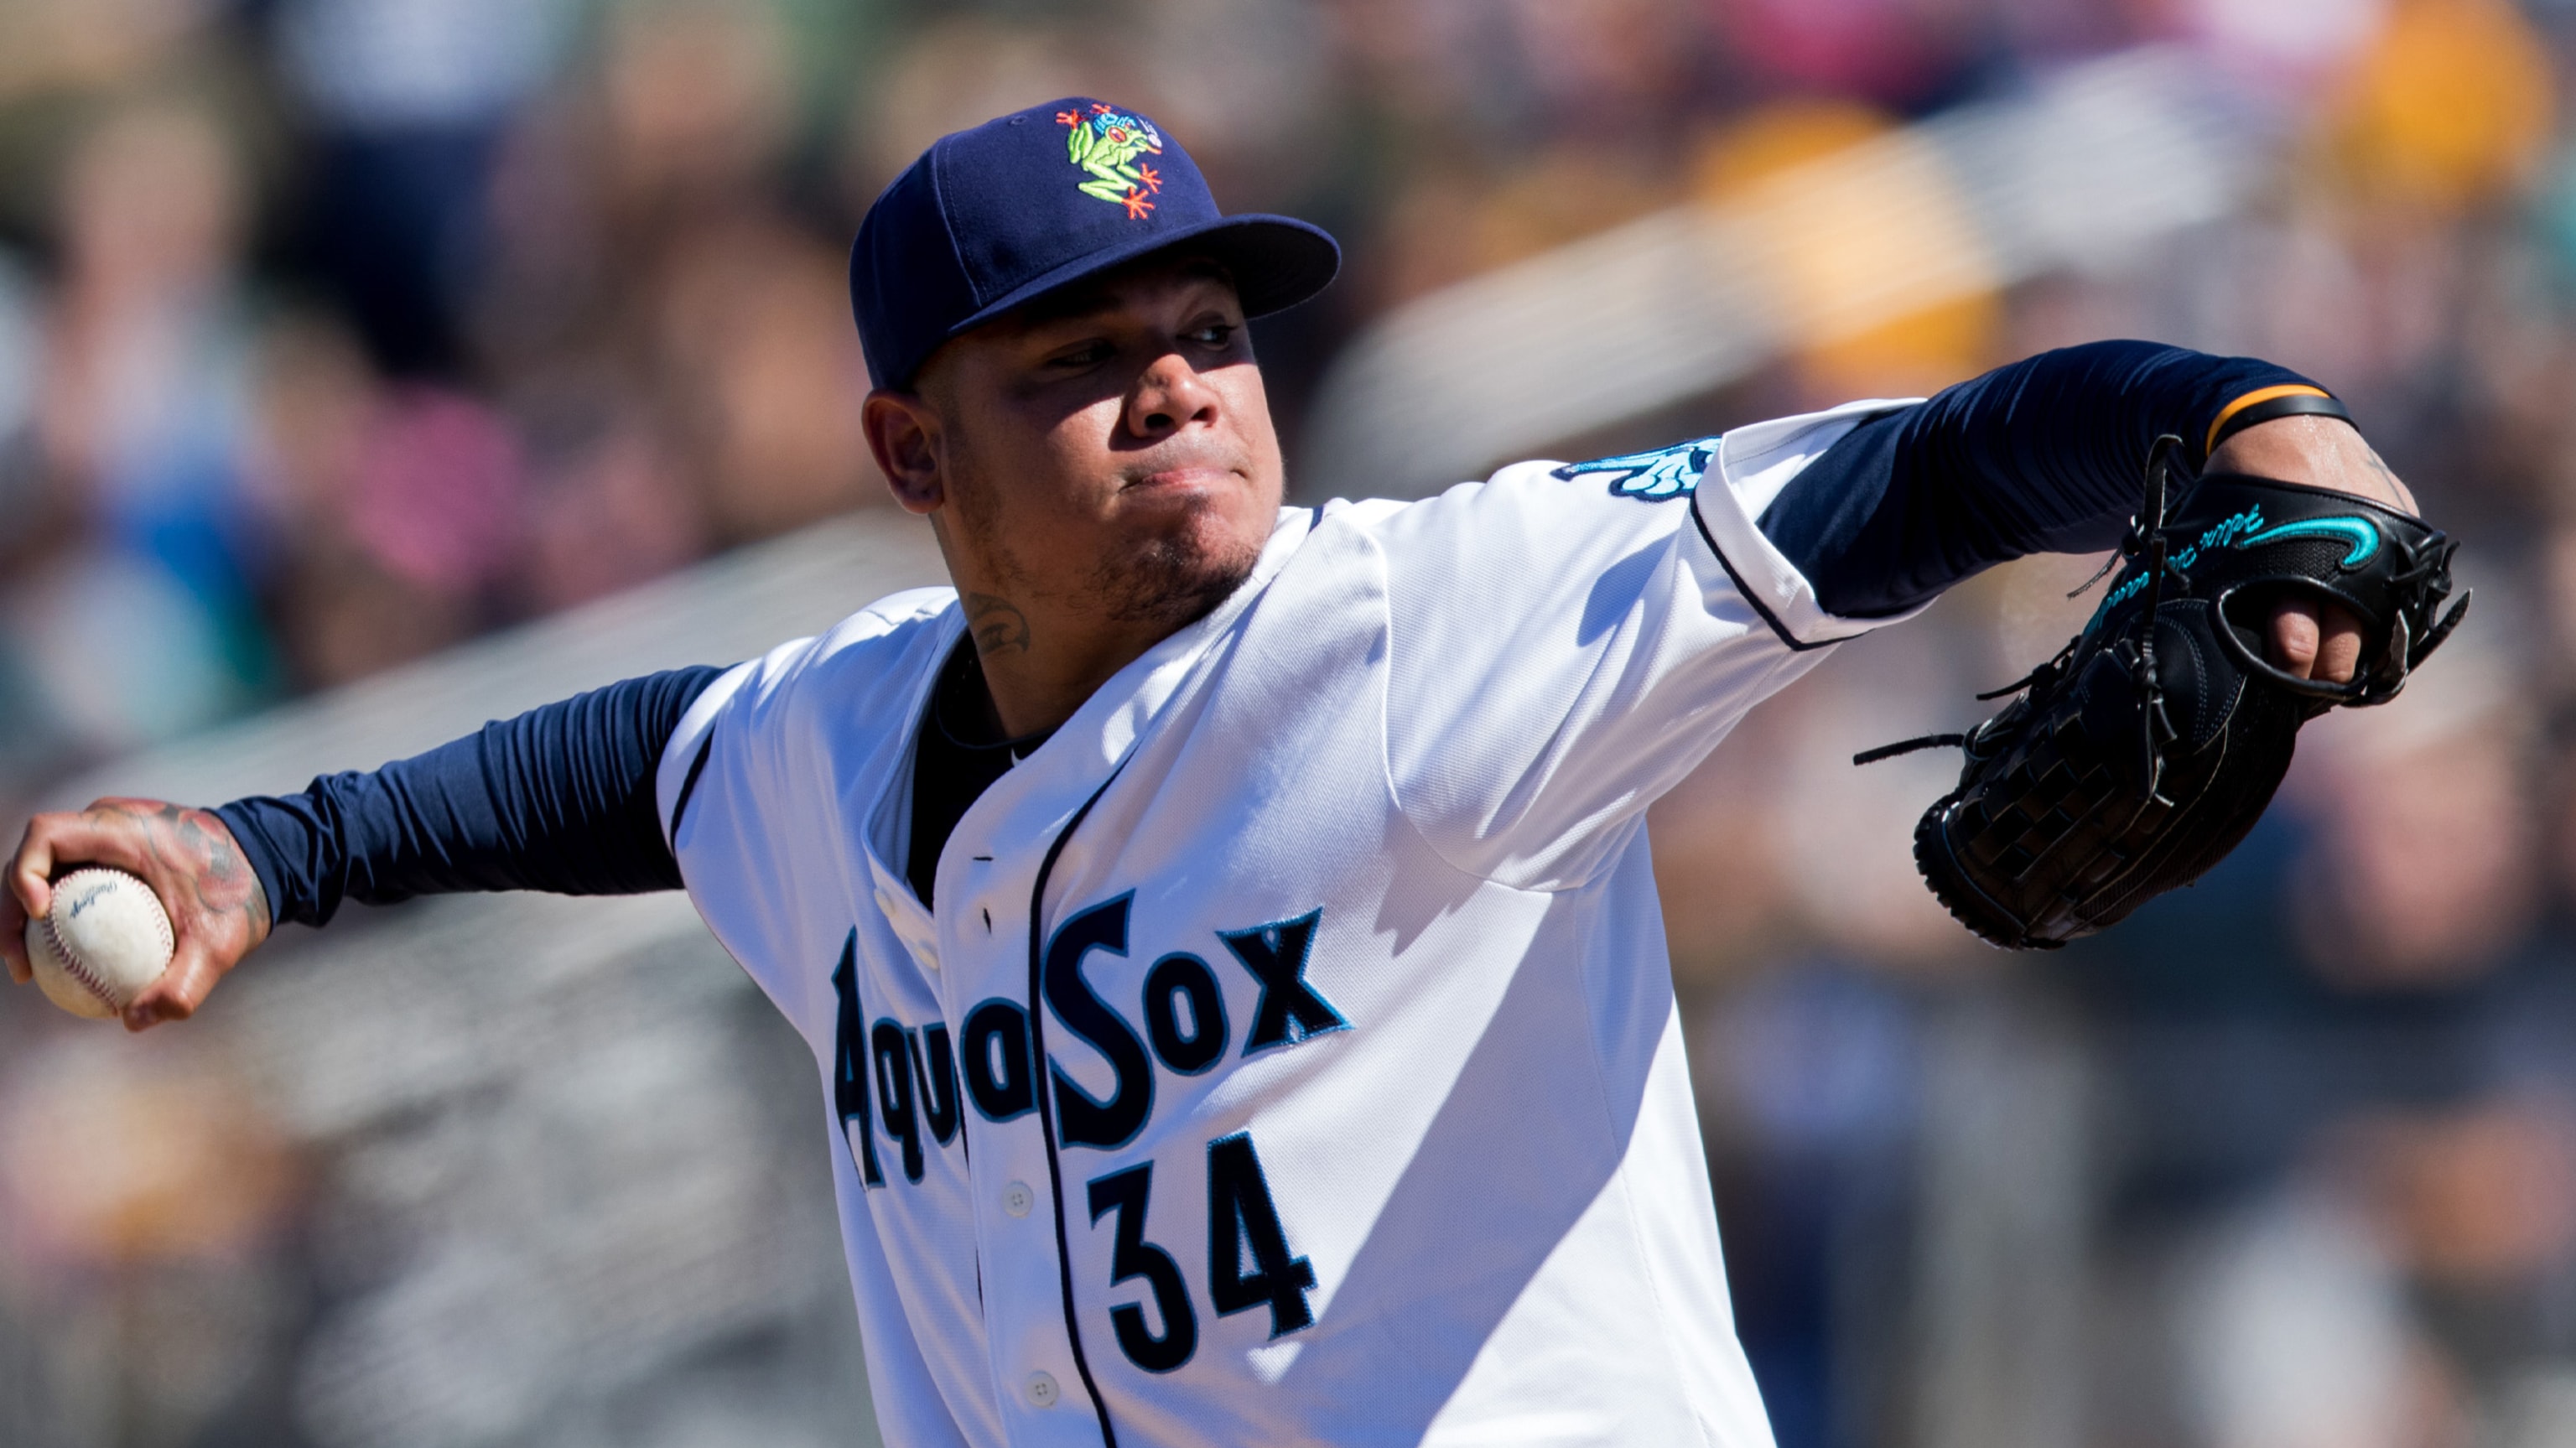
[2,801,215,1012]
[0,902,23,987]
[2269,598,2322,679]
[125,937,220,1033]
[2267,597,2367,683]
[2314,603,2364,683]
[0,818,29,984]
[2,813,77,987]
[10,816,56,933]
[12,807,158,902]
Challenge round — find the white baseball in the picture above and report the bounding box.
[27,868,174,1020]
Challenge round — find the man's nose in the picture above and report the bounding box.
[1127,353,1218,439]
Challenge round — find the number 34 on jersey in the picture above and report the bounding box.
[831,892,1345,1373]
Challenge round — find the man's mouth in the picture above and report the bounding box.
[1124,461,1239,493]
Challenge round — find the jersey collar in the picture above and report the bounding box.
[922,506,1322,916]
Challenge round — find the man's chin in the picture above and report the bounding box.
[1093,527,1263,627]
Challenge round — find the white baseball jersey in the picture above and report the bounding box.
[656,399,1920,1447]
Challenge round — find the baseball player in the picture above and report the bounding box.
[3,101,2421,1446]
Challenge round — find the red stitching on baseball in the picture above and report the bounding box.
[44,911,122,1009]
[41,874,170,1014]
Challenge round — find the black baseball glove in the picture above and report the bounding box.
[1860,436,2468,950]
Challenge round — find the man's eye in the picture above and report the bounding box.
[1191,323,1237,346]
[1048,342,1113,369]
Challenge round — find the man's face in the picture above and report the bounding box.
[871,254,1285,641]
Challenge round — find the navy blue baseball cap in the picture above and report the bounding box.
[850,98,1341,390]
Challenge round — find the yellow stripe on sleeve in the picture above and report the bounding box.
[2205,384,2334,456]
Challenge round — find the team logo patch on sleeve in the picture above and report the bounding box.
[1550,437,1722,501]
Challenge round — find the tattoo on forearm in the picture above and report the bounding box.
[963,593,1032,657]
[90,799,270,946]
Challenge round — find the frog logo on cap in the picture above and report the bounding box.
[1057,102,1165,219]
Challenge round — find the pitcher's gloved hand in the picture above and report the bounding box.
[1865,420,2464,950]
[2236,413,2420,693]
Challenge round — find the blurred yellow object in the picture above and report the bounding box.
[0,1040,292,1268]
[1690,100,1893,199]
[1692,100,1999,399]
[1464,145,1676,276]
[2325,0,2555,210]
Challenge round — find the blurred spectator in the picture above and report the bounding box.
[2287,642,2539,988]
[251,314,522,686]
[2176,1180,2463,1448]
[1705,0,1984,106]
[842,15,1129,202]
[594,0,796,223]
[21,100,270,753]
[1125,0,1337,207]
[1695,963,1923,1448]
[276,0,578,374]
[2177,1097,2576,1448]
[0,0,221,107]
[477,0,869,584]
[0,1031,296,1447]
[647,215,880,547]
[0,252,34,448]
[513,392,700,615]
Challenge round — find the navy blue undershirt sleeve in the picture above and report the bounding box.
[1756,340,2325,619]
[215,666,726,928]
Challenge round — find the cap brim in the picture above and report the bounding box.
[930,215,1340,372]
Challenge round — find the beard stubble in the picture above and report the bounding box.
[945,467,1262,638]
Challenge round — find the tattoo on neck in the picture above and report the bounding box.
[963,593,1032,657]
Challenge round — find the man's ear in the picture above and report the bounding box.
[864,390,944,516]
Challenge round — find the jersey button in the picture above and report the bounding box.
[1026,1371,1059,1409]
[1003,1181,1034,1217]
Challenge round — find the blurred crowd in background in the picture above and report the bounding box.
[7,0,2576,1445]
